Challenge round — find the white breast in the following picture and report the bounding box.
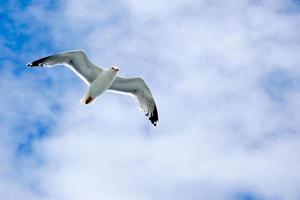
[89,69,117,98]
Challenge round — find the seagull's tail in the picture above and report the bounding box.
[80,92,96,105]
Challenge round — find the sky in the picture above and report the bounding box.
[1,0,300,199]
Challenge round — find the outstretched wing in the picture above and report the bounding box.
[26,50,102,85]
[109,77,159,126]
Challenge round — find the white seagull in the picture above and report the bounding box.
[27,50,159,126]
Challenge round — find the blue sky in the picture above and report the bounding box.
[1,0,300,200]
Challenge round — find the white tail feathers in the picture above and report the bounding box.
[80,92,96,105]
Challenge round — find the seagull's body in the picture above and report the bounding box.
[27,50,159,126]
[81,67,118,105]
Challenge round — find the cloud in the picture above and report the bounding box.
[1,0,300,199]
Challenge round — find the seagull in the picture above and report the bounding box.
[27,50,159,126]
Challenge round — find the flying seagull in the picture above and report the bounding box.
[27,50,159,126]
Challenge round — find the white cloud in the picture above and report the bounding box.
[1,0,300,199]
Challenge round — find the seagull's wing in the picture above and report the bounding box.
[109,76,159,126]
[27,50,102,85]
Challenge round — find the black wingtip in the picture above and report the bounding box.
[27,55,51,67]
[149,105,159,126]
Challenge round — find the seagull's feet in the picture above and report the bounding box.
[85,96,94,105]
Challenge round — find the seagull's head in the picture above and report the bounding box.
[111,66,119,73]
